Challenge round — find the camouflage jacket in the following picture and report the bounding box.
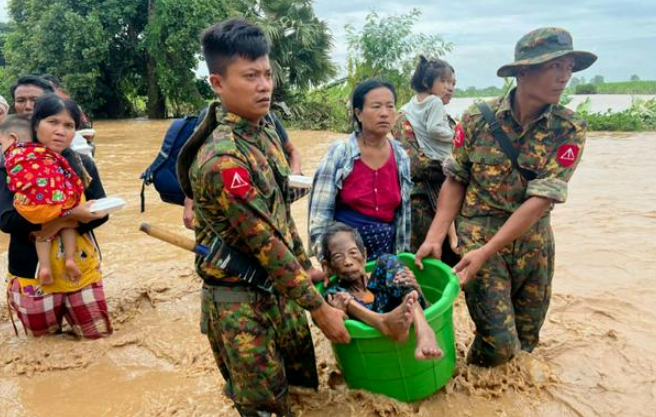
[444,88,587,218]
[177,101,322,310]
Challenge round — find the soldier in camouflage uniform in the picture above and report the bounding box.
[415,28,597,367]
[177,19,349,416]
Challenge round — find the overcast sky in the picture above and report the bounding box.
[1,0,654,88]
[314,0,656,88]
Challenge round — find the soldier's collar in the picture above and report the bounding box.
[217,108,267,139]
[500,88,555,128]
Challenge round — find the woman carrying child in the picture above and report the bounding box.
[393,57,460,265]
[1,94,112,338]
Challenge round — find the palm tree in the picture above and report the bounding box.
[245,0,336,103]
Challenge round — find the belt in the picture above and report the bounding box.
[202,284,259,303]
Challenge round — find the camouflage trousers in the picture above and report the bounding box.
[410,193,461,267]
[458,215,555,367]
[201,285,318,416]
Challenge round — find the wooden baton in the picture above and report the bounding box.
[139,222,209,256]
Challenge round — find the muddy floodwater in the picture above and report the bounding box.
[1,120,655,416]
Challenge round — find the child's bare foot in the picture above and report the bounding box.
[414,322,443,360]
[38,267,54,286]
[65,258,82,283]
[380,291,417,342]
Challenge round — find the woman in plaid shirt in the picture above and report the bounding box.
[308,79,411,262]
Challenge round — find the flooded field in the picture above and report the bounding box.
[0,120,655,416]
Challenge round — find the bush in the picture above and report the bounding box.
[575,83,598,94]
[578,97,656,131]
[284,82,352,133]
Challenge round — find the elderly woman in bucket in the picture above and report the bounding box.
[321,222,442,360]
[309,79,412,263]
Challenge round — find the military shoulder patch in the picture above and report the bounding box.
[557,144,579,167]
[454,124,465,148]
[222,167,252,198]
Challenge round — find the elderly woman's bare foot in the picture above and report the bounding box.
[414,323,443,360]
[380,291,417,342]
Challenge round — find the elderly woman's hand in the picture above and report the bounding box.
[394,267,420,291]
[326,292,353,313]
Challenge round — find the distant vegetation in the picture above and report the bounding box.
[579,98,656,131]
[457,79,656,98]
[593,81,656,94]
[453,86,504,98]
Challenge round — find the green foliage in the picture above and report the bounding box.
[2,0,335,118]
[594,80,656,94]
[252,0,336,103]
[578,97,656,131]
[344,9,453,104]
[453,78,513,98]
[147,0,227,116]
[453,85,503,98]
[0,22,11,67]
[575,83,598,94]
[284,81,351,132]
[3,1,111,113]
[630,74,640,81]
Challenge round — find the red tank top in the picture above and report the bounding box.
[338,149,401,223]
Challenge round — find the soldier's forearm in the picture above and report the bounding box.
[481,196,552,259]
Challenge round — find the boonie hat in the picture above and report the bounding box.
[497,27,597,77]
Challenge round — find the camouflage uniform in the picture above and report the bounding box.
[443,88,587,366]
[178,101,323,415]
[392,114,460,266]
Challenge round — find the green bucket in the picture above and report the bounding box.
[317,253,460,402]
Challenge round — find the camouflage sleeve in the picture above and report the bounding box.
[203,155,323,310]
[526,120,587,203]
[289,213,313,270]
[443,112,475,183]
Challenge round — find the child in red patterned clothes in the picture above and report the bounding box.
[0,115,85,285]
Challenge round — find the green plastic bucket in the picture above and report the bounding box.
[317,253,460,402]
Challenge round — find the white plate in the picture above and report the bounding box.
[289,175,312,189]
[90,197,126,214]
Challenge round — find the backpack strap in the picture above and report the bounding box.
[476,101,537,182]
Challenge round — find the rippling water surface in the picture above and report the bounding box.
[0,120,654,416]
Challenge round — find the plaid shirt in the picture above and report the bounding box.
[308,133,412,259]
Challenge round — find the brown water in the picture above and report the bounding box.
[1,121,654,416]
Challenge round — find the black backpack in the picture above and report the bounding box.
[140,115,198,211]
[140,110,307,212]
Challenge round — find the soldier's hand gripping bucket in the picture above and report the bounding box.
[317,253,460,402]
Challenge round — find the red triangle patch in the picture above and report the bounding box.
[222,167,252,198]
[454,124,465,148]
[557,144,580,167]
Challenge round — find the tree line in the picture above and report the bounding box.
[0,0,335,119]
[0,3,453,124]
